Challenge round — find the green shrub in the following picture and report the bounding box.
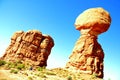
[10,69,18,74]
[6,61,25,70]
[37,66,46,71]
[67,76,72,80]
[91,73,97,79]
[35,73,40,76]
[46,72,56,75]
[0,60,6,66]
[16,63,25,70]
[40,74,47,78]
[7,62,16,68]
[37,67,42,71]
[28,76,33,80]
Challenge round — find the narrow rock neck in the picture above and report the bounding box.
[80,29,100,36]
[80,32,98,41]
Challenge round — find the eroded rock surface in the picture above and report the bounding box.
[66,7,111,78]
[1,30,54,67]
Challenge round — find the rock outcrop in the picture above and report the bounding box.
[1,30,54,67]
[66,7,111,78]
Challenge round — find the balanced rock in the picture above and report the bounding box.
[1,30,54,67]
[66,7,111,78]
[75,7,111,35]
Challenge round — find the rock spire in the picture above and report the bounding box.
[66,7,111,78]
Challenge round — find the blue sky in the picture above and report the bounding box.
[0,0,120,80]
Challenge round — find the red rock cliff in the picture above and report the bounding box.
[2,30,54,67]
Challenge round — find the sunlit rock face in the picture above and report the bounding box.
[1,30,54,67]
[66,7,111,78]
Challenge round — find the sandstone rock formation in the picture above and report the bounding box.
[66,7,111,78]
[1,30,54,67]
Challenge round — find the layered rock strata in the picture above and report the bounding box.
[2,30,54,67]
[66,7,111,78]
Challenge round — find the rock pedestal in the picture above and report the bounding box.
[66,7,111,78]
[1,30,54,67]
